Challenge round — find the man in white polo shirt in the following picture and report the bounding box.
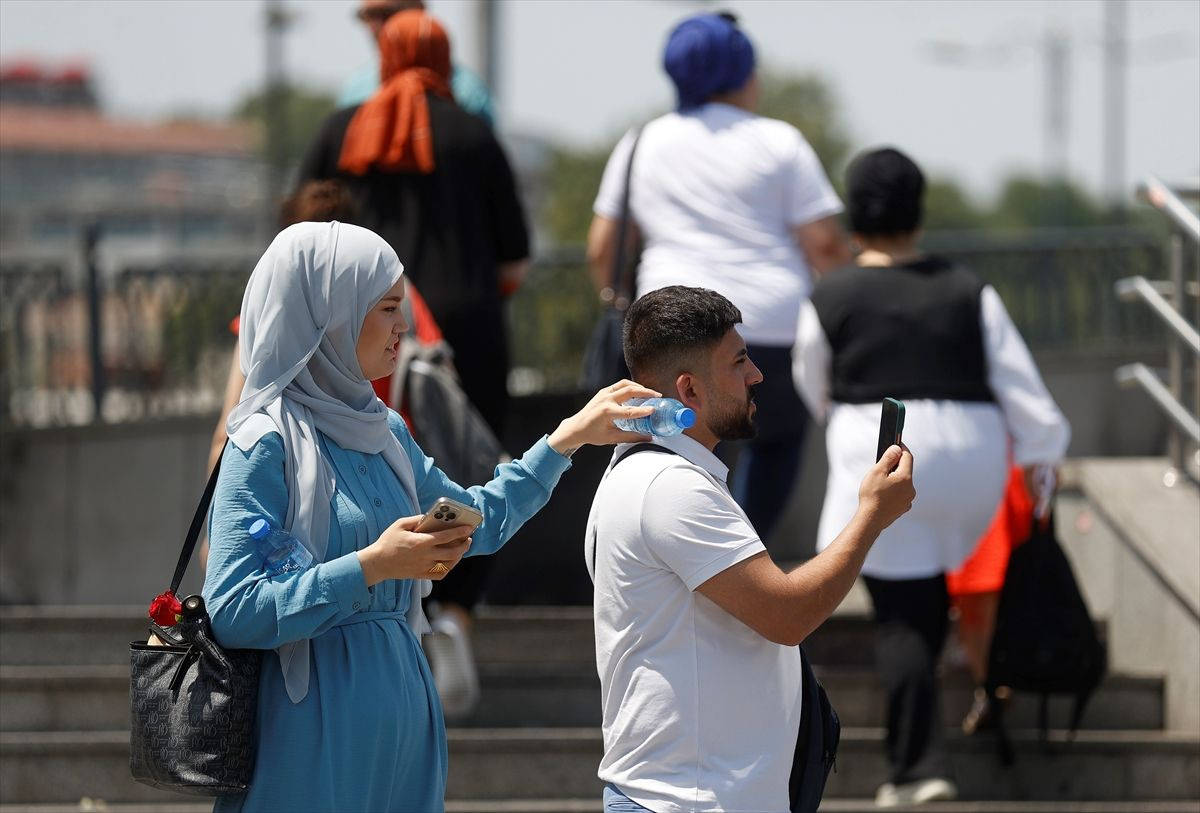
[586,286,915,813]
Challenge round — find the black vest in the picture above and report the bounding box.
[809,257,994,404]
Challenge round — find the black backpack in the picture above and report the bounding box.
[984,507,1107,764]
[596,444,840,812]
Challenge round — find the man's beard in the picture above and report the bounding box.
[709,385,758,441]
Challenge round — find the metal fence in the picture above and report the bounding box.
[0,226,1168,429]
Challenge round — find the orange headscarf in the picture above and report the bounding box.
[338,10,453,175]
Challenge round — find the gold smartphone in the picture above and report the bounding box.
[414,497,483,535]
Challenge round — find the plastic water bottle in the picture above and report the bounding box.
[613,397,696,437]
[248,518,313,576]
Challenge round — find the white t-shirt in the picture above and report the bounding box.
[585,434,803,813]
[593,104,843,347]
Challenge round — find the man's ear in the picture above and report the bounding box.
[676,372,702,412]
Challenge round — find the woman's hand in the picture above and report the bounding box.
[356,514,473,587]
[547,379,663,457]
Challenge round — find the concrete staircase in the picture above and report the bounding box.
[1,600,1198,813]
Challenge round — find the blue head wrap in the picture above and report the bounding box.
[662,13,756,111]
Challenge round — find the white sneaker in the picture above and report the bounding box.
[425,610,480,720]
[875,777,958,807]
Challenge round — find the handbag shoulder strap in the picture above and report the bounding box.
[590,442,676,575]
[610,127,643,307]
[169,446,225,594]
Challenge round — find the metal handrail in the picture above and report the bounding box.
[1115,276,1200,355]
[1138,176,1200,243]
[1115,364,1200,443]
[1118,176,1200,483]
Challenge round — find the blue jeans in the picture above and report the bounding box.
[722,344,810,541]
[604,784,656,812]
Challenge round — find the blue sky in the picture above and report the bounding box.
[2,0,1197,203]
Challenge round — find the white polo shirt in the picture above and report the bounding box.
[593,104,843,347]
[585,434,804,813]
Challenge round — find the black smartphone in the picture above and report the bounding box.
[876,397,906,462]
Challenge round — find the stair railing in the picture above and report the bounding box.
[1115,176,1200,486]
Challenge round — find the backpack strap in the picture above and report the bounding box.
[590,444,677,576]
[989,686,1016,767]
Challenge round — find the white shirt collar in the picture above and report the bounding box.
[615,433,729,484]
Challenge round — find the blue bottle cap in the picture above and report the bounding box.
[248,518,270,540]
[676,407,696,428]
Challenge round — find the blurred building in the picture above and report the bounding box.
[0,59,265,251]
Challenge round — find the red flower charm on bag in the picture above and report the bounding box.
[149,590,183,626]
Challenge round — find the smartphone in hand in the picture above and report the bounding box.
[876,397,906,463]
[414,497,484,536]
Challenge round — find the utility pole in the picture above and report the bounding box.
[264,0,292,235]
[476,0,499,120]
[1044,26,1070,225]
[1104,0,1128,218]
[1044,26,1070,184]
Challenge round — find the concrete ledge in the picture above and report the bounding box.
[1059,459,1200,735]
[1071,458,1200,617]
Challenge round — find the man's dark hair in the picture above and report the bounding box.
[845,147,925,237]
[623,286,742,381]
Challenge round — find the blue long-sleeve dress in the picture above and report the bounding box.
[202,410,572,813]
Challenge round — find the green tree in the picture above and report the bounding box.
[542,147,611,247]
[990,175,1107,229]
[232,84,338,173]
[923,178,987,231]
[756,71,852,183]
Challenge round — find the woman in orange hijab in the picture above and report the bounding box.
[338,10,453,175]
[295,7,531,721]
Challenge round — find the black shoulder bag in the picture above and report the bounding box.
[580,128,642,391]
[129,448,263,795]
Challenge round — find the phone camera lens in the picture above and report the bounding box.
[446,512,457,521]
[434,512,445,520]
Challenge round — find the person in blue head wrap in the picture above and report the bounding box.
[662,12,757,110]
[587,10,852,582]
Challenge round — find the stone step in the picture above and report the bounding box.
[0,603,995,678]
[3,804,1200,813]
[0,660,1163,733]
[2,728,1196,805]
[0,604,1109,672]
[459,665,1161,732]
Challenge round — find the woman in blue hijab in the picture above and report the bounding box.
[588,11,851,551]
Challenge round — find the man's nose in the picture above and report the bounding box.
[748,361,764,386]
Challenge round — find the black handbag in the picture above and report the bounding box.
[581,128,642,391]
[129,449,263,795]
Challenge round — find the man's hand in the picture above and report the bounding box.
[856,444,915,534]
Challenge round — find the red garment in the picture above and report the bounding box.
[338,10,452,175]
[947,463,1034,596]
[371,284,442,409]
